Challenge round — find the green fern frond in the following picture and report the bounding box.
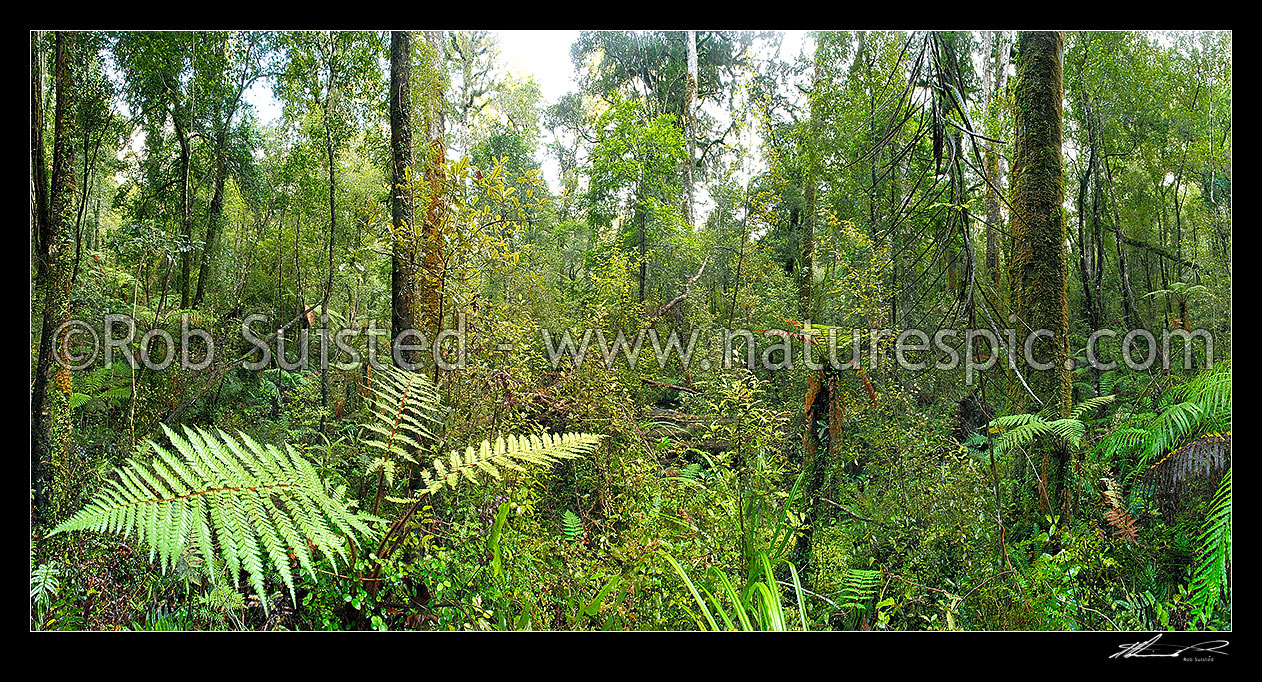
[30,563,61,610]
[412,432,604,498]
[991,413,1041,430]
[1045,418,1087,450]
[1139,401,1205,469]
[836,568,881,611]
[991,395,1116,455]
[49,425,378,611]
[992,418,1062,454]
[70,363,133,411]
[1071,394,1116,420]
[1187,468,1230,627]
[561,510,584,541]
[364,364,442,487]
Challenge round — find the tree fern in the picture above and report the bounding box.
[49,425,378,611]
[989,396,1114,456]
[1187,467,1230,627]
[69,362,132,411]
[1093,363,1231,512]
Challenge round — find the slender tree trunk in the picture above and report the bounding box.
[32,32,51,286]
[320,61,338,425]
[684,30,698,228]
[31,32,76,528]
[637,203,648,302]
[192,163,226,308]
[1097,146,1138,329]
[1009,31,1071,511]
[72,125,102,290]
[390,30,419,364]
[175,110,193,310]
[983,31,1006,287]
[800,59,820,321]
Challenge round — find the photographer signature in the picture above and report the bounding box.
[1111,634,1229,660]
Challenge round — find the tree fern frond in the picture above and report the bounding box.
[413,432,604,498]
[1139,401,1205,469]
[991,418,1056,454]
[1187,468,1230,627]
[364,364,442,487]
[1071,394,1116,420]
[836,568,881,611]
[49,425,378,611]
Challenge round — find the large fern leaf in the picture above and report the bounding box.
[363,364,442,488]
[1187,467,1231,626]
[49,425,378,609]
[400,432,605,501]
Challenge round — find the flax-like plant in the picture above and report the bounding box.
[666,551,810,631]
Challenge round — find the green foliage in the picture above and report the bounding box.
[69,362,133,412]
[363,364,441,488]
[665,551,807,631]
[30,28,1231,632]
[836,567,881,612]
[30,562,61,615]
[49,424,378,611]
[989,395,1115,455]
[561,510,584,542]
[406,432,605,501]
[1186,468,1230,627]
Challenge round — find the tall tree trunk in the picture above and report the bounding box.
[800,59,820,322]
[390,30,419,364]
[192,163,226,308]
[31,32,76,529]
[638,211,648,301]
[32,32,51,286]
[419,30,447,351]
[983,31,1006,287]
[1103,154,1138,328]
[1009,31,1071,511]
[175,110,193,310]
[320,75,337,426]
[684,30,698,228]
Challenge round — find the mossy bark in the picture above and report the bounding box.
[31,32,76,529]
[1009,31,1072,512]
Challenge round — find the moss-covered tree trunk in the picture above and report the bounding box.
[31,32,76,529]
[31,33,51,288]
[1009,31,1072,512]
